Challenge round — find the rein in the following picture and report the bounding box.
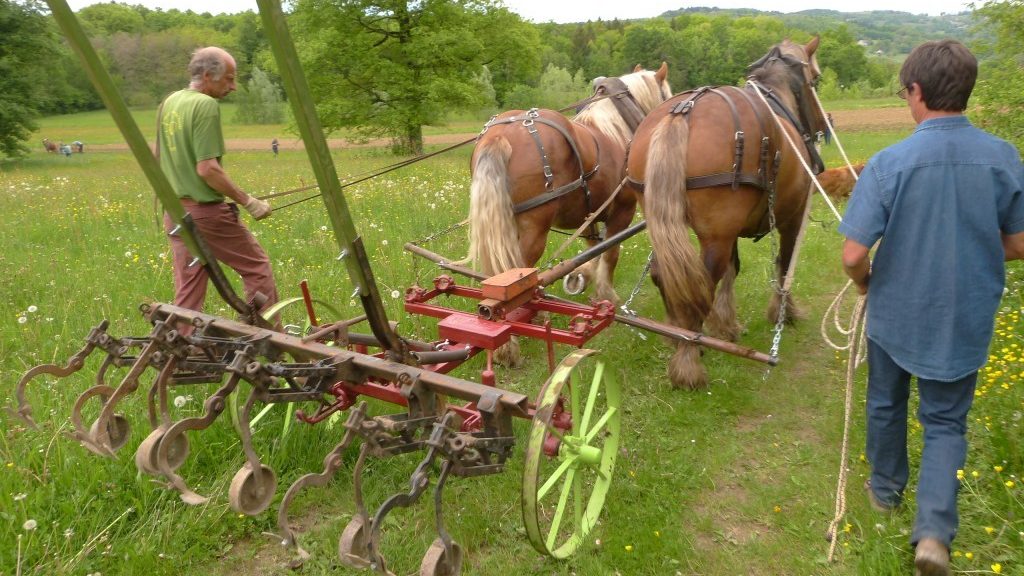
[257,135,477,209]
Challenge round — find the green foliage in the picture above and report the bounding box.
[232,67,284,125]
[971,0,1024,151]
[0,0,61,158]
[290,0,537,154]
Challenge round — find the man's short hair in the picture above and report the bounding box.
[899,39,977,112]
[188,47,229,83]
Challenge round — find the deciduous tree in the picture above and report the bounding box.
[0,0,60,158]
[291,0,539,154]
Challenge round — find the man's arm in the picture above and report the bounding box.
[196,158,250,204]
[1003,231,1024,261]
[842,238,871,294]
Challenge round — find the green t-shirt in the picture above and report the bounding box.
[158,89,226,203]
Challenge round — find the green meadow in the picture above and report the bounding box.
[1,106,1021,576]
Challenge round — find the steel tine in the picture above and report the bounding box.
[276,402,367,553]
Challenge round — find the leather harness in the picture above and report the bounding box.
[477,79,648,217]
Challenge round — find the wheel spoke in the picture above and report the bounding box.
[579,361,604,434]
[573,464,582,531]
[537,455,576,500]
[584,407,617,444]
[545,468,576,550]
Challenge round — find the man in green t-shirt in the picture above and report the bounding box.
[160,46,279,319]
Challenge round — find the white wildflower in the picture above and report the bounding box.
[23,519,37,531]
[13,493,27,501]
[390,290,400,299]
[18,316,27,324]
[173,396,188,408]
[27,305,37,313]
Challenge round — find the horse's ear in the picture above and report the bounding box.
[806,35,820,58]
[633,63,643,73]
[655,61,669,83]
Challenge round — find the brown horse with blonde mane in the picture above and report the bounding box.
[466,64,671,304]
[626,37,826,389]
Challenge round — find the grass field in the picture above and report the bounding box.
[1,104,1022,576]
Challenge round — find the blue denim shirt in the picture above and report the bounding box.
[839,116,1024,381]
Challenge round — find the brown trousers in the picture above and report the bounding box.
[163,201,279,316]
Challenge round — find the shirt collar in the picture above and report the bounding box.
[914,115,970,133]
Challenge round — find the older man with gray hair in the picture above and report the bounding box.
[158,46,279,319]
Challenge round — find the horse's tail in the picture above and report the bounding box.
[467,135,522,276]
[644,115,713,329]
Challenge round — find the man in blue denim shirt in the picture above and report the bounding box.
[840,40,1024,576]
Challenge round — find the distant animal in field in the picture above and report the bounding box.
[42,138,58,153]
[817,163,864,200]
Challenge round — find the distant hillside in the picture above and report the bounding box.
[661,7,977,56]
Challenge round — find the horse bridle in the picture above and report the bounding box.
[747,49,825,174]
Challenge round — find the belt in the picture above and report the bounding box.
[180,198,225,206]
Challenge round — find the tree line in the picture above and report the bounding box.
[1,0,1019,157]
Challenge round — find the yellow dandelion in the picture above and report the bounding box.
[773,505,781,513]
[1006,480,1015,488]
[985,526,996,535]
[625,545,633,552]
[654,530,660,537]
[992,563,1002,574]
[995,465,1004,473]
[957,469,965,481]
[843,523,852,533]
[972,470,980,478]
[952,550,962,557]
[966,552,974,559]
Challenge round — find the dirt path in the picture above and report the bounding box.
[84,133,477,153]
[79,106,913,153]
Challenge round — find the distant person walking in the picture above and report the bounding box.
[272,138,279,157]
[73,140,84,153]
[840,39,1024,576]
[158,46,279,321]
[60,143,72,157]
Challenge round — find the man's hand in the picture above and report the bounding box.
[243,197,272,220]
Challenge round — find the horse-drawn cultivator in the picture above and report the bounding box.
[12,0,799,574]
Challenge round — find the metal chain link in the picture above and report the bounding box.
[765,187,788,375]
[620,251,653,317]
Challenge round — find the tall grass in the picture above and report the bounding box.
[0,108,1020,576]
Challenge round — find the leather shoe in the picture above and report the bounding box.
[914,538,951,576]
[865,479,897,512]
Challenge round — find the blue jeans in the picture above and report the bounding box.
[865,338,977,548]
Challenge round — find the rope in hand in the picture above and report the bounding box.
[823,283,866,562]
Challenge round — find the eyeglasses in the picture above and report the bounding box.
[897,85,910,100]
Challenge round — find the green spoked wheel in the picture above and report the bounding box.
[522,349,621,559]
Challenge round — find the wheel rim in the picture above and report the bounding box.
[338,516,371,569]
[522,349,621,559]
[420,538,462,576]
[228,464,277,516]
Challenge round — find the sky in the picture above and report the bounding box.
[63,0,975,20]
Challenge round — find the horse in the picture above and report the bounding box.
[818,163,864,200]
[626,37,827,389]
[42,138,58,153]
[466,63,672,305]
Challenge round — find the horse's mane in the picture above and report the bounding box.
[574,68,670,146]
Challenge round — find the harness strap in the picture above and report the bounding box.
[750,81,826,174]
[708,87,745,191]
[482,111,603,216]
[593,77,647,132]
